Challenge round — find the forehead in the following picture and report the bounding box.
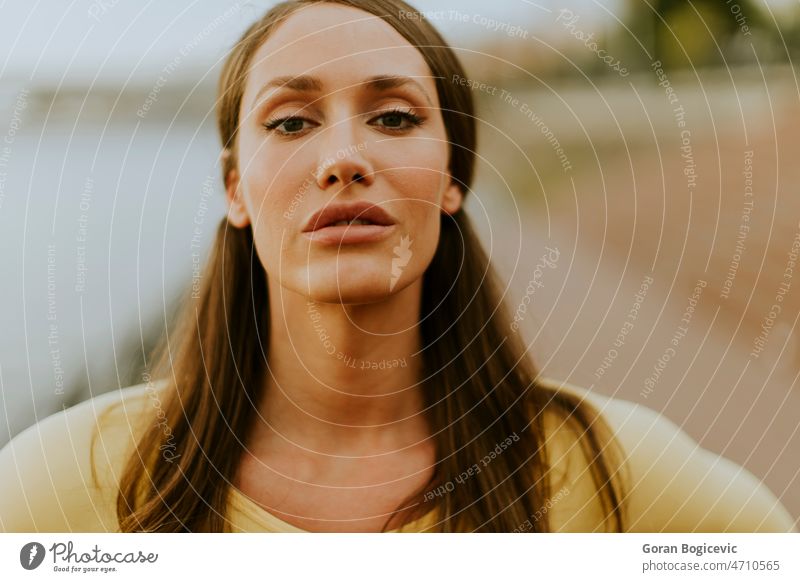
[244,3,439,104]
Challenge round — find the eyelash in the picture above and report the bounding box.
[263,108,425,136]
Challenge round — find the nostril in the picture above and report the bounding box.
[352,173,364,183]
[326,175,338,185]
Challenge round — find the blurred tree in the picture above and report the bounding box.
[625,0,772,69]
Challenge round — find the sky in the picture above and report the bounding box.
[0,0,627,85]
[0,0,795,88]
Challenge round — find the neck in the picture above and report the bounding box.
[256,277,430,456]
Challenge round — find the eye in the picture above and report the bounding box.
[263,116,316,136]
[369,108,425,132]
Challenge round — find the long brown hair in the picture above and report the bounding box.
[109,0,628,532]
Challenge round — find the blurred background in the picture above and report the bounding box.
[0,0,797,524]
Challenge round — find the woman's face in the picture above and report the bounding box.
[225,3,463,304]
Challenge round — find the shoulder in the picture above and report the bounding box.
[537,376,796,532]
[0,380,169,532]
[534,377,626,532]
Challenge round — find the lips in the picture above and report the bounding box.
[303,201,396,232]
[302,201,397,245]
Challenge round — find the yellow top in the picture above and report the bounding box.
[0,377,795,533]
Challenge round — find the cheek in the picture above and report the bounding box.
[377,139,449,204]
[242,170,282,231]
[237,128,314,222]
[240,147,313,231]
[239,163,312,276]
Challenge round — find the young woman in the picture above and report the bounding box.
[0,0,795,533]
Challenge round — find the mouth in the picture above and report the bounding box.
[302,201,397,245]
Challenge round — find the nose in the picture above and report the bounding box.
[314,122,374,191]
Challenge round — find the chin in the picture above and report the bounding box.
[292,260,403,305]
[304,282,396,305]
[306,287,393,305]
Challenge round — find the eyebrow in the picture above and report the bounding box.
[251,74,435,109]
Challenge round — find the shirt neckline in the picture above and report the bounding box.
[227,485,438,533]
